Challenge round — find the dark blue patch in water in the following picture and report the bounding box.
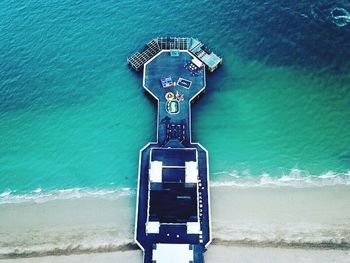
[214,1,350,71]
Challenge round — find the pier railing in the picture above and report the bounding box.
[127,37,222,72]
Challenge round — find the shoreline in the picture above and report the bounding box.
[0,245,349,263]
[1,186,349,260]
[2,239,349,260]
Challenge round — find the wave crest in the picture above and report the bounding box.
[0,187,134,205]
[1,169,349,204]
[211,169,350,188]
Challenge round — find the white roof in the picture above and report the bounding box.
[191,57,203,68]
[187,222,201,234]
[185,161,198,183]
[146,221,160,234]
[200,52,221,68]
[149,161,162,183]
[152,244,193,263]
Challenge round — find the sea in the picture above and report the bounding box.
[1,0,350,258]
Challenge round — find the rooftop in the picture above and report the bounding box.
[149,182,198,223]
[152,244,194,263]
[148,148,199,223]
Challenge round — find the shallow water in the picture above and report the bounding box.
[1,0,350,196]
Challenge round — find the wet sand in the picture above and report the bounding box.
[1,245,349,263]
[1,186,349,261]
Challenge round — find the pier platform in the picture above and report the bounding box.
[128,37,222,72]
[131,39,220,263]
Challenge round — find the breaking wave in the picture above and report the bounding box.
[0,187,134,205]
[211,169,350,188]
[1,169,350,204]
[1,170,349,259]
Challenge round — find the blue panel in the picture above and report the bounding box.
[149,183,197,223]
[162,167,185,182]
[151,148,196,166]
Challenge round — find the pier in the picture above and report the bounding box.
[130,38,221,263]
[128,37,222,72]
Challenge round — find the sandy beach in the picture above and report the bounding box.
[1,186,349,262]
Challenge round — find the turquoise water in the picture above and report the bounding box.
[1,0,350,196]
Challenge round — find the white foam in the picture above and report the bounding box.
[0,190,11,198]
[211,169,350,188]
[34,188,42,193]
[0,187,134,205]
[331,7,350,27]
[1,170,349,204]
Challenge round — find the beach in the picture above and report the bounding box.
[1,246,349,263]
[1,186,349,261]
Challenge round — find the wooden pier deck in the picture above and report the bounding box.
[132,45,219,263]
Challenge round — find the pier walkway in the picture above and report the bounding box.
[131,39,220,263]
